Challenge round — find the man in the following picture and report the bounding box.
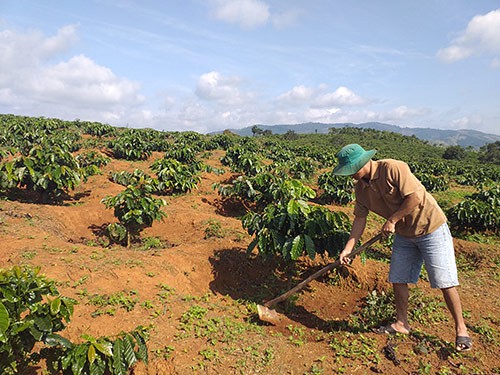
[334,144,472,352]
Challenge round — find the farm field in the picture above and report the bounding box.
[0,115,499,374]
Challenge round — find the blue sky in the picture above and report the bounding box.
[1,1,500,135]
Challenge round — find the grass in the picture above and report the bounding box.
[328,332,380,368]
[140,236,164,250]
[21,250,37,259]
[433,184,475,211]
[286,324,306,346]
[173,299,276,373]
[86,290,140,317]
[327,287,448,334]
[203,218,226,239]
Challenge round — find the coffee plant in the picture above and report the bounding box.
[0,266,76,374]
[0,144,82,201]
[214,170,289,209]
[76,151,110,178]
[109,129,153,160]
[150,158,201,194]
[0,266,148,375]
[447,185,499,232]
[317,172,355,205]
[221,146,264,176]
[50,328,148,375]
[102,178,167,247]
[80,121,116,137]
[287,157,317,180]
[0,115,82,154]
[110,169,157,189]
[414,172,449,192]
[163,143,200,166]
[241,179,351,261]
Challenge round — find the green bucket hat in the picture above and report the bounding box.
[332,144,376,176]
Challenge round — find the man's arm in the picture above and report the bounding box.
[381,190,422,236]
[339,216,366,264]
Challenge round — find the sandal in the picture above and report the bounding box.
[456,336,472,352]
[372,325,408,335]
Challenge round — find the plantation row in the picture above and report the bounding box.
[0,114,498,242]
[0,113,499,373]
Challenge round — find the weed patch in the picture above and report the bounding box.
[86,290,140,317]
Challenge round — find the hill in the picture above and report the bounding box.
[223,122,500,148]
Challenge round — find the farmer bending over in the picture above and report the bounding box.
[334,144,472,352]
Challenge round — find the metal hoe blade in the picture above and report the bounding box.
[257,304,281,324]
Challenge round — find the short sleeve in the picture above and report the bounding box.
[388,161,424,198]
[354,200,369,218]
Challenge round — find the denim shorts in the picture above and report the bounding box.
[389,223,459,289]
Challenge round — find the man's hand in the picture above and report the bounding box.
[339,248,353,265]
[381,219,396,237]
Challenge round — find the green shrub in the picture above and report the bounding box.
[242,180,351,261]
[0,145,82,201]
[447,186,499,233]
[317,172,355,205]
[0,266,76,374]
[415,172,449,192]
[109,129,153,160]
[150,158,201,194]
[102,179,167,247]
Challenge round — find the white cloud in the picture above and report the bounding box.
[35,55,143,107]
[211,0,270,29]
[313,86,367,107]
[304,107,341,122]
[0,25,143,121]
[276,85,367,109]
[276,85,315,105]
[0,24,77,72]
[451,115,483,129]
[195,71,252,106]
[438,9,500,63]
[382,105,430,121]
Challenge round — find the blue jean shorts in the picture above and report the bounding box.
[389,223,459,289]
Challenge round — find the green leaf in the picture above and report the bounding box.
[34,314,53,332]
[45,333,73,349]
[88,343,97,365]
[282,238,293,260]
[287,199,299,215]
[290,235,304,260]
[122,334,137,366]
[94,341,113,357]
[304,234,316,260]
[113,338,126,375]
[50,297,61,315]
[30,325,44,341]
[0,302,10,337]
[246,237,259,255]
[89,356,106,375]
[72,344,89,375]
[132,329,149,363]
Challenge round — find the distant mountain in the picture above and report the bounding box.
[220,122,500,148]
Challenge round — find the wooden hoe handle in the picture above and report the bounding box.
[264,233,383,308]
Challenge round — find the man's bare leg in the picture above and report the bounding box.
[441,287,469,336]
[391,283,411,334]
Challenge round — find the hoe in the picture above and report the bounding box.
[257,233,383,324]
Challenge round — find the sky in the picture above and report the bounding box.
[1,1,500,135]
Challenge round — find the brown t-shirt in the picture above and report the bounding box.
[353,159,446,237]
